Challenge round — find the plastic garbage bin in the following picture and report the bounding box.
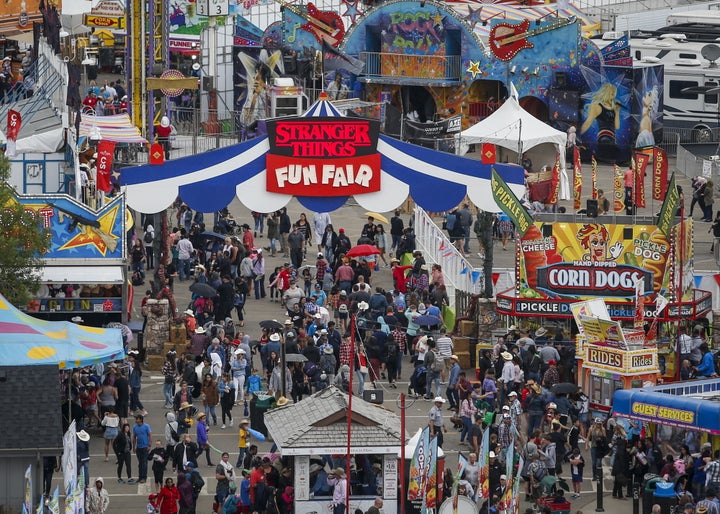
[643,475,662,514]
[249,394,273,437]
[653,481,678,514]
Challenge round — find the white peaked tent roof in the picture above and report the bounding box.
[461,83,567,154]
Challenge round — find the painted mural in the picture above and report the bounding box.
[12,193,126,260]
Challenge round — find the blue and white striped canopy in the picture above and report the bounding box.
[121,97,525,214]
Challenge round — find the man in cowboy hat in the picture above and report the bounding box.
[77,430,91,486]
[499,351,516,407]
[327,467,348,513]
[189,326,209,357]
[428,396,448,449]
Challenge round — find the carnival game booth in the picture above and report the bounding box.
[612,378,720,455]
[264,386,406,514]
[496,215,711,359]
[15,193,130,324]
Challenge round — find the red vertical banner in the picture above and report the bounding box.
[548,155,560,205]
[96,140,115,193]
[591,154,598,199]
[652,146,668,201]
[573,146,582,211]
[613,164,625,213]
[635,152,649,208]
[480,143,496,164]
[6,109,21,157]
[149,143,165,165]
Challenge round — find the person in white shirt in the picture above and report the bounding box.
[176,234,194,281]
[500,351,515,407]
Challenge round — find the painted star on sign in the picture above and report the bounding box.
[341,0,363,25]
[466,5,483,30]
[58,204,120,256]
[467,61,481,79]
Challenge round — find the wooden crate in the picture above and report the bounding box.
[456,351,472,370]
[458,320,476,337]
[453,336,470,354]
[146,354,165,371]
[169,324,186,345]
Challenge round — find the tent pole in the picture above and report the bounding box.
[517,119,523,165]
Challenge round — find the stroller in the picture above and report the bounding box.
[409,365,427,398]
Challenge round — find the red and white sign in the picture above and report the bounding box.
[169,38,200,55]
[265,117,381,197]
[6,109,21,157]
[96,140,115,192]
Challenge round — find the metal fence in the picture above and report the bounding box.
[413,206,483,310]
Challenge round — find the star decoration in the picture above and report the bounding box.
[467,60,481,79]
[466,5,483,30]
[341,0,363,25]
[58,204,120,256]
[433,11,444,25]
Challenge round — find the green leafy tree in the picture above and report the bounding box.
[0,155,49,306]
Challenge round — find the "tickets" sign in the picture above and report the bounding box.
[265,117,381,197]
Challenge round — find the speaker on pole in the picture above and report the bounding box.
[586,198,599,218]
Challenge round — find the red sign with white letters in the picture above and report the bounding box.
[265,117,381,196]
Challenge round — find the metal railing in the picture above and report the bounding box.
[412,206,484,309]
[359,52,462,81]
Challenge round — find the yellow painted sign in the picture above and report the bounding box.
[583,344,658,375]
[631,402,694,424]
[84,14,125,29]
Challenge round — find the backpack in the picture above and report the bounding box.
[595,436,610,458]
[386,341,399,359]
[303,361,319,377]
[144,231,153,244]
[167,423,180,443]
[431,351,444,373]
[533,463,548,481]
[189,470,205,496]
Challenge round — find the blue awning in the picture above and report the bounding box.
[612,379,720,434]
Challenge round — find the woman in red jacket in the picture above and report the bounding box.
[156,477,180,514]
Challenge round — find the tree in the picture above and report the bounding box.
[477,211,495,297]
[0,155,49,306]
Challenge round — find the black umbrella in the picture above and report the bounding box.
[552,382,579,395]
[260,319,284,331]
[189,282,217,298]
[285,353,308,363]
[415,314,442,326]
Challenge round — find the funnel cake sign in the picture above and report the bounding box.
[266,117,381,196]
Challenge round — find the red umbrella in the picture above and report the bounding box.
[345,244,381,257]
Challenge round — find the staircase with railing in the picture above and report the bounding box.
[0,41,66,131]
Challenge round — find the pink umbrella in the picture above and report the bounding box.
[345,244,381,258]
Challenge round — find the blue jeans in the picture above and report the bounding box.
[132,261,145,279]
[204,405,217,424]
[254,217,264,234]
[163,383,173,406]
[463,226,471,253]
[254,277,265,299]
[391,234,401,250]
[179,258,191,280]
[528,413,543,436]
[130,386,144,412]
[236,447,248,468]
[136,447,149,481]
[425,370,440,398]
[460,415,472,442]
[356,370,365,394]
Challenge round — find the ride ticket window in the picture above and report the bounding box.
[590,376,624,407]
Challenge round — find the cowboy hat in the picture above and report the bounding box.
[276,397,289,407]
[183,309,194,316]
[501,351,513,360]
[234,348,246,355]
[77,430,90,441]
[535,327,548,337]
[195,327,206,334]
[450,354,459,361]
[508,325,517,331]
[323,346,334,354]
[433,396,446,403]
[269,333,281,341]
[331,468,346,477]
[71,316,84,323]
[179,401,192,410]
[196,412,207,420]
[239,419,250,425]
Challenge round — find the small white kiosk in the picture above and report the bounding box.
[264,386,406,514]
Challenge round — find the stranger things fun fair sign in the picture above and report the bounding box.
[265,117,381,196]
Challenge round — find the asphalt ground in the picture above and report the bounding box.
[60,157,712,513]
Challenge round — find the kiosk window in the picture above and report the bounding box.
[590,376,623,407]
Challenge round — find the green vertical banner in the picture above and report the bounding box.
[657,173,678,237]
[490,166,533,237]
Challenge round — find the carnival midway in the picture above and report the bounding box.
[6,0,720,511]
